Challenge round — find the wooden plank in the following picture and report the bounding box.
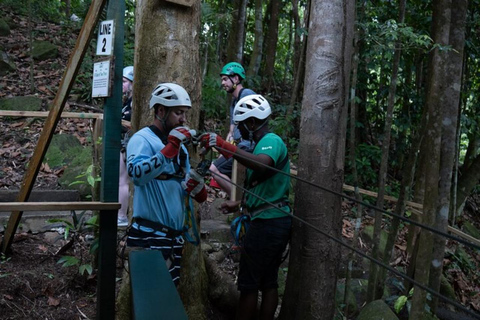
[448,226,480,247]
[130,250,188,320]
[0,202,120,212]
[341,184,423,210]
[289,168,423,210]
[0,110,131,128]
[0,110,102,119]
[0,0,108,254]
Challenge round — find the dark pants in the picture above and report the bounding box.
[238,216,292,292]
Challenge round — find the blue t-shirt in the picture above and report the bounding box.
[126,127,190,231]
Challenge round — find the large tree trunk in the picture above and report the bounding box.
[410,1,451,318]
[132,1,205,319]
[367,0,406,302]
[279,1,354,319]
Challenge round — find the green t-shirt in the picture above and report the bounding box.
[245,133,291,220]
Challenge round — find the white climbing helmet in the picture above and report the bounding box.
[233,94,271,123]
[123,66,134,82]
[149,83,192,109]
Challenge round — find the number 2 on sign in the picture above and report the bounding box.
[102,38,107,52]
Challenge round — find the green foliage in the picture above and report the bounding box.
[69,164,101,189]
[48,210,98,276]
[268,102,300,156]
[202,75,228,120]
[346,144,382,189]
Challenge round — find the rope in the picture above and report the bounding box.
[210,146,480,251]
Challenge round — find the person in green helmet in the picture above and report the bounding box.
[208,62,255,197]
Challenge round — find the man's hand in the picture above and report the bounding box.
[219,200,241,214]
[199,132,237,159]
[182,169,207,203]
[226,131,234,143]
[161,126,194,159]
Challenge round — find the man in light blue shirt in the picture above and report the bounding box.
[126,83,206,285]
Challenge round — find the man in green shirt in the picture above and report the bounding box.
[200,94,292,320]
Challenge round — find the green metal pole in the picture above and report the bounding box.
[96,0,125,318]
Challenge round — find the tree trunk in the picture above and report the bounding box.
[226,0,249,63]
[344,13,363,317]
[133,1,205,318]
[279,1,354,319]
[289,0,309,107]
[262,0,282,91]
[429,1,466,313]
[367,0,406,302]
[246,0,264,77]
[410,1,451,318]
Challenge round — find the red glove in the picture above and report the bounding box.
[199,132,237,159]
[182,170,207,203]
[161,126,193,159]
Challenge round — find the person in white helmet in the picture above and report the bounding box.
[125,83,207,286]
[117,66,134,227]
[200,94,292,320]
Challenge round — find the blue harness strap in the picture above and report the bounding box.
[230,214,251,247]
[183,195,200,245]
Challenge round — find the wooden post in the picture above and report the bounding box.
[0,0,107,254]
[230,159,246,201]
[96,0,125,318]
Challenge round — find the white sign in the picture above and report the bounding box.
[92,60,111,98]
[96,20,114,56]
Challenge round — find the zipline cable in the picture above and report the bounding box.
[209,145,480,251]
[198,159,480,319]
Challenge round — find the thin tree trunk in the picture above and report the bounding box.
[429,2,466,313]
[344,14,362,317]
[262,0,282,91]
[226,0,249,63]
[367,0,406,302]
[279,1,354,318]
[410,1,451,318]
[289,1,309,107]
[246,0,264,77]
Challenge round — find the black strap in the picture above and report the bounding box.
[132,217,184,238]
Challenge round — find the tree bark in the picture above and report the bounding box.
[279,1,354,319]
[368,0,406,302]
[246,0,264,77]
[429,1,466,312]
[262,0,282,91]
[133,1,205,318]
[226,0,249,63]
[410,1,451,318]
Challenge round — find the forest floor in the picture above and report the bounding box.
[1,5,480,320]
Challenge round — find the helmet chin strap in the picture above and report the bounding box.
[155,108,171,132]
[228,76,237,93]
[242,120,267,142]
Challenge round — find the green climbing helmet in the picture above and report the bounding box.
[220,62,246,80]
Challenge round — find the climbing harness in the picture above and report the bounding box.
[230,214,251,249]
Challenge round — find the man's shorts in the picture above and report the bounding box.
[237,216,292,292]
[126,220,185,286]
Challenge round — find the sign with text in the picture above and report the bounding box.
[96,20,114,56]
[92,60,111,98]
